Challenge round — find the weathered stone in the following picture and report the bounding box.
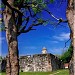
[19,53,64,72]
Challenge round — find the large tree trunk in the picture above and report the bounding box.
[3,0,19,75]
[66,0,75,75]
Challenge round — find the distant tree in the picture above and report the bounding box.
[60,45,73,63]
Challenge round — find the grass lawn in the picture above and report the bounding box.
[50,69,69,75]
[0,69,69,75]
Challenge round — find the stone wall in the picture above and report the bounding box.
[19,53,64,72]
[50,54,64,71]
[33,54,52,72]
[19,55,33,72]
[0,53,64,72]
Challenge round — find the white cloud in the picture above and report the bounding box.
[51,41,59,43]
[47,40,59,44]
[48,48,65,55]
[53,32,70,41]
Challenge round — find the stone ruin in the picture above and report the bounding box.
[19,47,64,72]
[0,47,64,72]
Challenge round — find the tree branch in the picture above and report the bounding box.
[17,14,22,30]
[62,38,71,51]
[18,20,46,36]
[65,39,71,48]
[44,9,59,20]
[16,0,24,9]
[44,9,68,24]
[18,16,30,33]
[2,0,23,15]
[27,6,37,18]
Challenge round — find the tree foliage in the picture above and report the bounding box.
[60,45,73,63]
[1,0,67,34]
[1,0,55,35]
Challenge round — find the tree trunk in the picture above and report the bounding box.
[3,0,19,75]
[66,0,75,75]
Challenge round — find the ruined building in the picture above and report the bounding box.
[19,47,64,72]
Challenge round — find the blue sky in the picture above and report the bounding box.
[0,0,71,56]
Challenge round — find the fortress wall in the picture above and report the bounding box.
[19,53,64,72]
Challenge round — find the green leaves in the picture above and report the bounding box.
[50,0,54,3]
[2,0,55,33]
[14,0,54,14]
[37,19,43,22]
[60,45,73,63]
[31,0,47,14]
[14,0,21,6]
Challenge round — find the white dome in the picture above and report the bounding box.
[42,47,47,54]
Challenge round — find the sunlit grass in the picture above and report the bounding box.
[53,69,69,75]
[0,69,69,75]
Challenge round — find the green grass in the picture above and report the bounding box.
[0,69,69,75]
[53,69,69,75]
[20,72,50,75]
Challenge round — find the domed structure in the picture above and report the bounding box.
[42,47,47,54]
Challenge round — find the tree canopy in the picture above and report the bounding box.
[1,0,67,34]
[60,45,73,63]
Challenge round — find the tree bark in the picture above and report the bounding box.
[66,0,75,75]
[3,0,19,75]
